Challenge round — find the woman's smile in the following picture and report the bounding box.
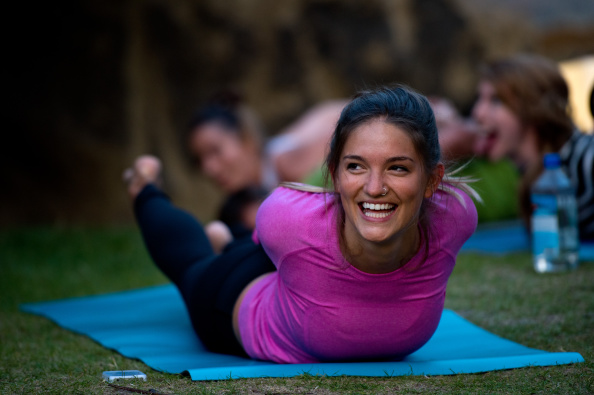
[359,202,396,219]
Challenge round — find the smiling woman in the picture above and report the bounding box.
[333,119,438,274]
[124,85,479,364]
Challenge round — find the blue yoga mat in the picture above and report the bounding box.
[21,284,583,381]
[461,221,594,260]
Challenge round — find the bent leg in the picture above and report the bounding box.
[134,184,215,293]
[134,184,275,356]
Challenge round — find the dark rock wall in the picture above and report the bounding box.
[4,0,594,226]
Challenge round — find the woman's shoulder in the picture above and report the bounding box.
[263,184,332,209]
[559,131,594,185]
[430,186,478,240]
[257,185,335,229]
[255,185,337,254]
[560,130,594,160]
[433,184,477,212]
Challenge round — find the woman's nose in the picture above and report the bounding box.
[202,156,223,179]
[364,173,385,197]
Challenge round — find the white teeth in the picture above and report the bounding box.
[362,202,394,210]
[364,211,391,218]
[361,202,395,218]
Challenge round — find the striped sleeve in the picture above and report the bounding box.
[560,131,594,240]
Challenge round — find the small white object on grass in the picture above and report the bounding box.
[102,370,147,382]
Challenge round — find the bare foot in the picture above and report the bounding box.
[122,155,163,200]
[205,220,233,253]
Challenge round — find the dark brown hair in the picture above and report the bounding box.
[325,85,442,258]
[283,85,479,267]
[187,91,264,155]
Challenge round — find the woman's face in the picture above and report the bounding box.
[472,81,527,162]
[189,121,260,193]
[334,119,436,248]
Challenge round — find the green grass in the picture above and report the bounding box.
[1,227,592,394]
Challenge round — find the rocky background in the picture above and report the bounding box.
[4,0,594,226]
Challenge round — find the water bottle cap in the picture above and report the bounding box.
[543,153,561,169]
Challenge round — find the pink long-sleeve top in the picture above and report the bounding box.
[238,186,477,363]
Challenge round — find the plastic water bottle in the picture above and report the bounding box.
[530,153,579,273]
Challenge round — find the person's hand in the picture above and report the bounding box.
[429,96,484,161]
[439,118,483,161]
[205,220,233,253]
[122,155,162,200]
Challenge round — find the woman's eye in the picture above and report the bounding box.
[346,163,362,171]
[389,165,408,172]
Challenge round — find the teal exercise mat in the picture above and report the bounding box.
[21,284,583,381]
[461,221,594,260]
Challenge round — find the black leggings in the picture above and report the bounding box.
[134,185,275,356]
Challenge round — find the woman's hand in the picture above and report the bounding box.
[122,155,163,200]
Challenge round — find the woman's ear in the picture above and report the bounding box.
[424,163,445,198]
[332,174,340,193]
[325,164,337,192]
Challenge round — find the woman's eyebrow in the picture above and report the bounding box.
[385,156,415,163]
[342,154,415,164]
[342,154,365,161]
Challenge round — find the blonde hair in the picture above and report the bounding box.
[439,162,482,208]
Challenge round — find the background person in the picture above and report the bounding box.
[471,53,594,240]
[187,92,345,237]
